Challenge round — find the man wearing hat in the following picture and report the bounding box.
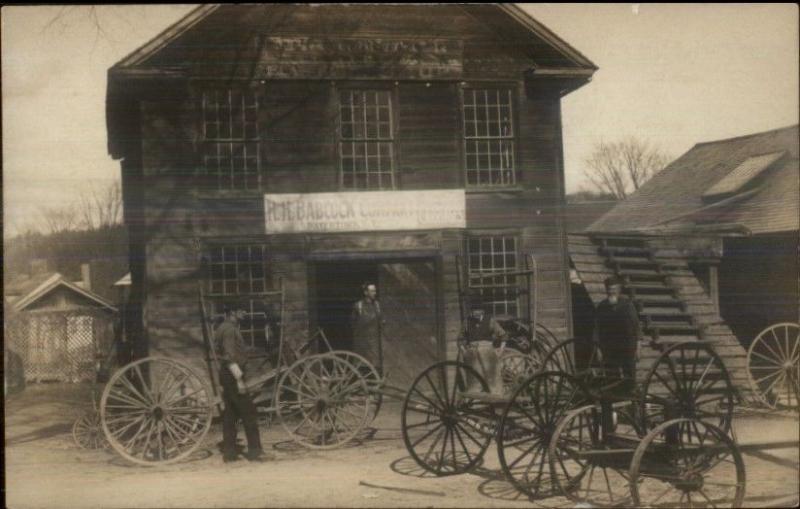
[460,300,508,395]
[595,275,643,389]
[215,303,267,463]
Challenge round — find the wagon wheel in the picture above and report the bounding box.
[100,357,214,466]
[499,351,540,395]
[327,350,383,422]
[629,418,745,508]
[747,322,800,410]
[640,342,734,435]
[276,353,370,450]
[549,404,636,507]
[497,371,590,499]
[401,361,492,476]
[542,338,605,382]
[73,410,108,450]
[535,322,560,351]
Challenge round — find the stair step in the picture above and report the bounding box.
[638,306,685,315]
[622,274,669,283]
[637,297,685,307]
[599,237,649,248]
[611,256,658,266]
[652,335,704,343]
[600,246,653,257]
[627,286,675,295]
[640,311,694,321]
[617,268,664,276]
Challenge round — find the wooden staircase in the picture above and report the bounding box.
[568,234,753,401]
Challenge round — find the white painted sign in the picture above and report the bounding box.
[264,190,466,234]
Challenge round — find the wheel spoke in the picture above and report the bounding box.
[423,372,447,409]
[452,424,474,465]
[411,421,444,448]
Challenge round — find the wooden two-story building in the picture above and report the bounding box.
[106,4,596,381]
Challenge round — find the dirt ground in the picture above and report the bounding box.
[5,384,799,508]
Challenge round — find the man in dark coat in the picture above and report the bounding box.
[351,282,385,375]
[215,303,268,463]
[595,275,643,388]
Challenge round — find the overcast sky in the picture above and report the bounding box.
[3,4,798,237]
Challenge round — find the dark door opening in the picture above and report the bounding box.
[312,257,440,386]
[314,262,379,351]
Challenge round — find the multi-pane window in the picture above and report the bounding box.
[466,236,519,317]
[202,89,260,191]
[339,90,395,190]
[207,245,274,349]
[462,89,515,187]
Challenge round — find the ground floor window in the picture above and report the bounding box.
[205,244,274,349]
[465,235,519,317]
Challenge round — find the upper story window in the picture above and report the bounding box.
[339,90,395,190]
[466,235,519,317]
[462,89,515,187]
[201,89,260,191]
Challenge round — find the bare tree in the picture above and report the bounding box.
[583,137,670,200]
[39,204,79,234]
[77,181,123,230]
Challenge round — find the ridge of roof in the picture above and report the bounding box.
[113,4,220,69]
[13,273,118,313]
[497,4,598,70]
[693,124,799,148]
[110,4,598,72]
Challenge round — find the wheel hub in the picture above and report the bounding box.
[152,406,165,421]
[676,473,704,492]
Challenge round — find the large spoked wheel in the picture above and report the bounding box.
[747,322,799,410]
[401,361,493,476]
[499,351,540,395]
[640,342,734,435]
[497,371,590,499]
[73,410,108,450]
[630,418,745,508]
[276,353,369,450]
[327,350,383,422]
[100,357,214,466]
[542,338,605,381]
[549,404,637,507]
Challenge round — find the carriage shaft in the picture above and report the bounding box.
[574,439,798,460]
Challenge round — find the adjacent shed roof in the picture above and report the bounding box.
[588,125,800,235]
[11,273,117,313]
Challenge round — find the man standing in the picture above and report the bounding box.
[351,282,385,375]
[460,301,508,395]
[595,275,643,388]
[215,304,267,463]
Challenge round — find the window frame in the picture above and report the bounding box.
[203,242,274,349]
[459,85,519,189]
[199,86,263,192]
[464,233,521,318]
[336,86,398,191]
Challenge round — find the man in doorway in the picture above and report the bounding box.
[351,282,385,375]
[595,275,643,391]
[215,303,268,463]
[460,301,508,395]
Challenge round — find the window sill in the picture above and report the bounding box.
[196,190,263,200]
[465,186,526,194]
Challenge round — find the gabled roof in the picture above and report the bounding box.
[11,273,117,313]
[111,4,597,71]
[588,125,800,235]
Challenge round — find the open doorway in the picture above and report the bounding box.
[314,262,378,351]
[312,257,439,386]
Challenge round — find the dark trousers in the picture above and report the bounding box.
[219,367,262,457]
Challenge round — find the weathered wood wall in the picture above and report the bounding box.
[128,4,575,381]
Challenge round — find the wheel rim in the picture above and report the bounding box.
[747,323,800,410]
[497,371,589,499]
[549,404,634,507]
[401,361,492,476]
[640,342,734,435]
[100,357,213,465]
[542,338,605,381]
[276,354,369,450]
[73,410,107,450]
[630,418,745,508]
[327,351,383,422]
